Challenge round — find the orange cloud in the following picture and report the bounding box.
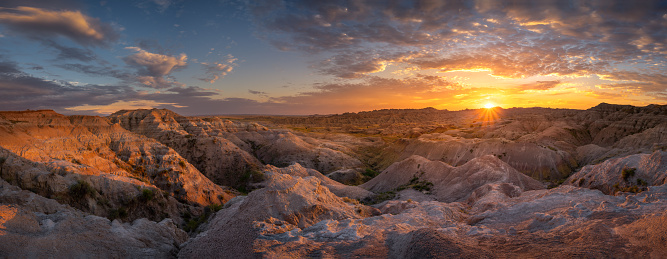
[123,47,187,88]
[0,6,117,46]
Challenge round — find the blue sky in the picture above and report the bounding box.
[0,0,666,115]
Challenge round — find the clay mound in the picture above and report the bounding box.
[235,130,364,173]
[263,163,373,200]
[575,103,667,147]
[567,151,667,194]
[109,109,263,188]
[0,178,187,258]
[615,122,667,151]
[400,137,578,181]
[179,172,373,258]
[361,155,543,202]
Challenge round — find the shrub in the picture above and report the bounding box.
[363,168,379,178]
[621,167,636,181]
[178,160,186,168]
[208,204,223,212]
[69,180,96,198]
[637,178,648,186]
[141,189,155,201]
[109,207,128,220]
[396,176,433,193]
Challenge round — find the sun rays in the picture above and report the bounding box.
[478,105,501,127]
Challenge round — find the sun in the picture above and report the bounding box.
[484,102,495,109]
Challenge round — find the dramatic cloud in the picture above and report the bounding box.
[198,55,237,83]
[123,47,187,88]
[0,6,119,46]
[317,51,417,78]
[251,0,667,84]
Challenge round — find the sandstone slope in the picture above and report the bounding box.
[361,155,544,203]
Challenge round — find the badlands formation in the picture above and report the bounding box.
[0,103,666,258]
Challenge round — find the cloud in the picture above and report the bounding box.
[249,0,667,88]
[151,0,172,12]
[517,81,562,92]
[198,55,237,83]
[56,63,132,81]
[248,90,267,96]
[40,39,96,62]
[0,61,138,111]
[123,46,187,88]
[316,51,417,78]
[0,59,21,74]
[0,6,119,46]
[597,72,667,94]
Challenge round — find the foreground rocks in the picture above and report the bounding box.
[180,169,667,258]
[0,178,188,257]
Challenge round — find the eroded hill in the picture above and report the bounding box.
[0,104,666,257]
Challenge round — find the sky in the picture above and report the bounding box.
[0,0,665,115]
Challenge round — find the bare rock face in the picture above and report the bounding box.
[580,103,667,147]
[261,163,373,200]
[234,130,364,174]
[0,110,232,223]
[361,155,544,203]
[0,178,187,258]
[178,172,375,258]
[401,135,578,181]
[199,179,667,258]
[567,151,667,194]
[109,109,364,187]
[109,109,263,188]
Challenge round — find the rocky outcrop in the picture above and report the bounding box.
[182,171,667,258]
[361,155,544,203]
[178,172,376,258]
[261,163,373,200]
[109,109,263,188]
[567,151,667,194]
[0,110,232,223]
[234,130,364,173]
[109,109,364,188]
[401,135,578,181]
[0,178,187,258]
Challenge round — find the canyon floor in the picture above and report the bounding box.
[0,103,666,258]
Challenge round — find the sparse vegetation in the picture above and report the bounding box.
[237,169,265,194]
[140,188,155,201]
[637,178,648,186]
[362,191,396,205]
[69,180,96,199]
[621,167,636,181]
[208,204,223,212]
[183,206,219,233]
[397,176,433,193]
[109,207,128,220]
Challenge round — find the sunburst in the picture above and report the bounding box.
[478,104,500,127]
